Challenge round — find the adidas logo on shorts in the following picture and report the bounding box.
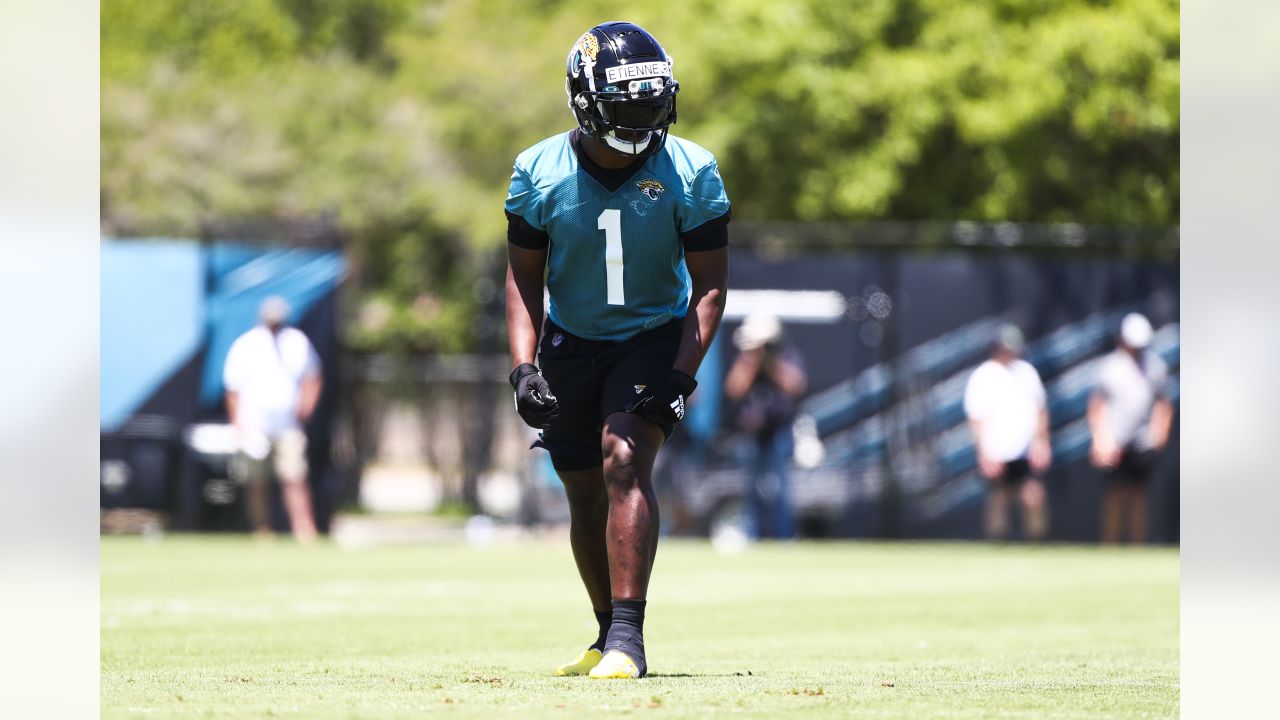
[669,396,685,420]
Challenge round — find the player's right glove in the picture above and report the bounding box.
[510,363,560,429]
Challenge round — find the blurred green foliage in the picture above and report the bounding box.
[103,0,1178,352]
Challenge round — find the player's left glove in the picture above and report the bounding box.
[510,363,560,429]
[625,369,698,428]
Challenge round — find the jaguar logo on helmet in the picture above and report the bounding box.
[636,179,666,201]
[577,32,600,61]
[569,32,599,80]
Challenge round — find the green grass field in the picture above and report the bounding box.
[101,535,1178,719]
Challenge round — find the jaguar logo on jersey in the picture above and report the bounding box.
[636,179,666,202]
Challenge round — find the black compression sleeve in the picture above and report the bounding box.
[680,209,731,252]
[506,210,550,250]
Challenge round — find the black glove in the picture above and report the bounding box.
[510,363,560,429]
[625,369,698,427]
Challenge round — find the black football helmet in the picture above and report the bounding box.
[565,22,679,157]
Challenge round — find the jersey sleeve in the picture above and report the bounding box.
[504,164,541,226]
[504,164,549,249]
[678,161,731,250]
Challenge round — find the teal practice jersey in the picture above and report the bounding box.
[505,131,730,341]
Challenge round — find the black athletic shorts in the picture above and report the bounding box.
[1109,446,1157,486]
[534,317,683,471]
[995,458,1034,487]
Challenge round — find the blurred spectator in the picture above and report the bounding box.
[724,314,807,539]
[224,297,323,543]
[1088,313,1173,544]
[964,324,1051,541]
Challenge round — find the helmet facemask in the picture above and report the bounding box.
[570,79,678,156]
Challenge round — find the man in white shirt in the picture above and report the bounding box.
[223,296,323,543]
[964,324,1052,540]
[1088,313,1173,544]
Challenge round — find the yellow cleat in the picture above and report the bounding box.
[588,649,642,679]
[554,648,603,676]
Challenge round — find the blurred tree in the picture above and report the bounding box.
[665,0,1179,224]
[102,0,1179,351]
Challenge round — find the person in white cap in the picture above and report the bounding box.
[724,313,808,539]
[223,296,323,543]
[963,324,1052,541]
[1088,312,1173,544]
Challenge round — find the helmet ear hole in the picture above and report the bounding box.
[575,95,589,110]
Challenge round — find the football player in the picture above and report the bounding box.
[504,21,730,679]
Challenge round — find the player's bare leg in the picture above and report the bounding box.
[601,412,665,599]
[559,467,613,610]
[590,411,665,678]
[1020,479,1049,541]
[552,466,614,675]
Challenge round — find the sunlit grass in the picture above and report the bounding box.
[101,536,1177,719]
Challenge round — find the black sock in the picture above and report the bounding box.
[590,609,611,652]
[604,599,647,675]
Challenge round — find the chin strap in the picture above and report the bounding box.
[602,130,652,156]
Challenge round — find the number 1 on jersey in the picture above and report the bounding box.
[598,208,625,306]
